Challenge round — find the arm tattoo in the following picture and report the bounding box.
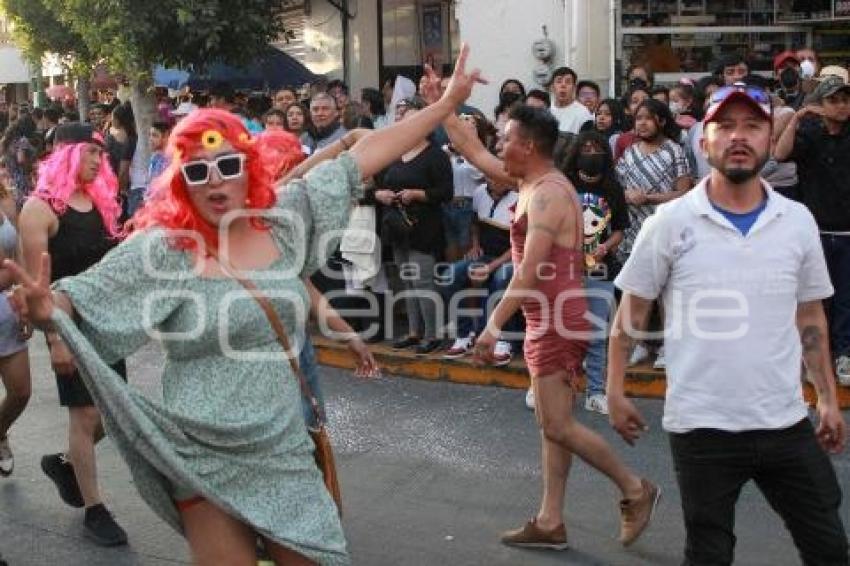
[801,325,821,352]
[801,325,829,399]
[531,192,551,212]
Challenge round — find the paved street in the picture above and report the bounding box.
[1,339,848,565]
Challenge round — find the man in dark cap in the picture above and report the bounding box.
[776,74,850,386]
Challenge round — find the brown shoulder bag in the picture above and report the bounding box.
[211,254,343,514]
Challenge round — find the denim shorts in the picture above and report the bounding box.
[0,294,27,357]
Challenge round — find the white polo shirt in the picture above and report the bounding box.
[615,177,833,433]
[549,100,593,134]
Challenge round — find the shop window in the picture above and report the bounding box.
[380,0,458,81]
[618,0,809,85]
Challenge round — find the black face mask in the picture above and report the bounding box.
[577,153,606,177]
[780,67,799,89]
[499,91,522,108]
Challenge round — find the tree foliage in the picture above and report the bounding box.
[0,0,93,72]
[45,0,289,77]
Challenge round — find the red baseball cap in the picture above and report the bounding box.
[773,50,799,71]
[703,83,772,124]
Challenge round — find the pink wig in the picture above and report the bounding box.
[133,109,305,253]
[33,143,123,238]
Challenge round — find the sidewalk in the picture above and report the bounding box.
[312,335,850,408]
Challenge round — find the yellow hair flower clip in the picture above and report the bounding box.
[201,130,224,150]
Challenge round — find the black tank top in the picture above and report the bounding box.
[48,207,117,282]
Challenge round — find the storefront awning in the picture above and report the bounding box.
[0,46,32,84]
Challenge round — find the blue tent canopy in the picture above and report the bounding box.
[155,48,321,91]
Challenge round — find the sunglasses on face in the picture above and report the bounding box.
[181,153,246,186]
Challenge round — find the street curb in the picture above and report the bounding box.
[313,336,850,409]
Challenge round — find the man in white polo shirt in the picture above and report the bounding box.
[548,67,593,134]
[606,83,848,565]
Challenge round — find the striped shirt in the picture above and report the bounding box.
[614,138,690,263]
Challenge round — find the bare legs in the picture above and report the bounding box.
[532,370,643,530]
[68,405,105,506]
[0,350,31,439]
[180,500,316,566]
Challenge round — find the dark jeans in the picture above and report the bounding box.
[822,234,850,357]
[437,256,522,340]
[669,419,848,566]
[298,335,325,429]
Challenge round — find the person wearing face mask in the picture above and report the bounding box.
[669,81,697,131]
[774,51,806,110]
[558,131,629,415]
[493,79,527,143]
[796,47,821,96]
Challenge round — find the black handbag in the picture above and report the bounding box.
[381,203,418,240]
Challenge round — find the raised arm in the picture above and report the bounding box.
[442,114,514,187]
[348,44,485,179]
[279,128,372,186]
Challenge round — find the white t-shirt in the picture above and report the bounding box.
[549,100,593,134]
[615,177,833,433]
[472,185,517,227]
[446,148,486,199]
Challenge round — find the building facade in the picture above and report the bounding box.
[0,12,33,104]
[293,0,848,116]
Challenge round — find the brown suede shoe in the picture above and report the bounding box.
[500,518,568,550]
[619,478,661,546]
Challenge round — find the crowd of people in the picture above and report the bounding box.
[0,40,847,565]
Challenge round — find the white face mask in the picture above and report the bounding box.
[800,59,816,79]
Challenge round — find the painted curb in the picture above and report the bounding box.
[312,337,850,409]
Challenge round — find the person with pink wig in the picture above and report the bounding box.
[6,46,484,564]
[17,122,129,546]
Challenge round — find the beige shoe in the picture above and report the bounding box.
[619,479,661,546]
[500,518,568,550]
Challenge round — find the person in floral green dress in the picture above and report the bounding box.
[6,46,484,565]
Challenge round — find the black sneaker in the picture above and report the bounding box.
[84,504,128,547]
[392,336,420,350]
[41,453,84,508]
[415,339,443,356]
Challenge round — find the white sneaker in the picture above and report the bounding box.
[525,387,535,410]
[628,344,651,367]
[653,346,666,369]
[584,394,609,415]
[443,333,475,359]
[0,436,13,477]
[837,355,850,387]
[492,341,513,366]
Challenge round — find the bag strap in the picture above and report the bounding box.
[209,251,325,427]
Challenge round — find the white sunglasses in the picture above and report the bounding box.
[181,153,246,186]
